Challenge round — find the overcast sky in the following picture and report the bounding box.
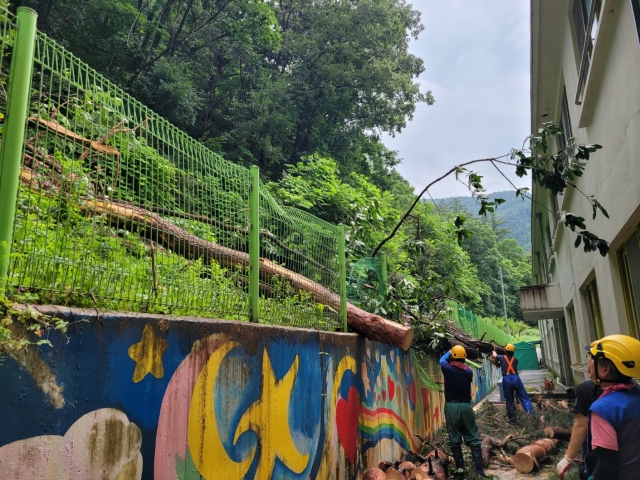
[383,0,531,199]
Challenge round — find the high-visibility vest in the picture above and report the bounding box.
[505,356,516,375]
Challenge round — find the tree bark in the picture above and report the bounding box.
[512,438,558,473]
[481,436,493,467]
[544,426,573,440]
[424,456,447,480]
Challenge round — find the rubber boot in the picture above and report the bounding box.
[450,445,464,477]
[471,446,488,477]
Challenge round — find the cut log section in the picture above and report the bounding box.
[512,438,558,473]
[384,469,404,480]
[363,468,387,480]
[544,426,573,440]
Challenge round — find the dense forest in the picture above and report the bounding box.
[10,0,533,323]
[437,190,532,252]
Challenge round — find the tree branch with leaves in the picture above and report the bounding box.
[373,122,609,258]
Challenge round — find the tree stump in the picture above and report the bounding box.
[512,438,558,473]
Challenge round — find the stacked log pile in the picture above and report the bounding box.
[364,449,448,480]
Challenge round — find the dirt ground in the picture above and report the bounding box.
[422,399,581,480]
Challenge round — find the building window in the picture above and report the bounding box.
[559,88,573,151]
[574,0,602,104]
[551,191,560,229]
[584,278,604,340]
[567,304,581,362]
[618,227,640,338]
[632,0,640,44]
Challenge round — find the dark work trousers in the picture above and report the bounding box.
[444,401,481,449]
[502,374,533,420]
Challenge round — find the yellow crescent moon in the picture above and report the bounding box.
[188,341,255,479]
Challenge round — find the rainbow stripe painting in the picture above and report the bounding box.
[359,406,419,453]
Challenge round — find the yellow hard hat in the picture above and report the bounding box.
[505,344,515,353]
[451,345,467,360]
[589,335,640,378]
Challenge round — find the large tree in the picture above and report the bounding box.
[16,0,430,184]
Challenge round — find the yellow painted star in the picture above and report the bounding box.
[234,349,310,478]
[128,324,168,383]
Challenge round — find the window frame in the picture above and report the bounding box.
[632,0,640,45]
[583,278,604,340]
[567,304,582,362]
[574,0,603,104]
[618,227,640,339]
[619,245,639,338]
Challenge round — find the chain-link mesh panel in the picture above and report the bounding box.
[0,9,342,329]
[258,187,341,330]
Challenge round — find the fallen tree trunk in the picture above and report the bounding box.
[73,199,413,349]
[447,322,507,355]
[544,426,572,440]
[512,438,558,473]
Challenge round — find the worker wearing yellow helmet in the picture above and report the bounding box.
[583,335,640,480]
[492,343,533,422]
[440,345,486,477]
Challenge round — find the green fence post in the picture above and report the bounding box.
[380,253,388,309]
[338,224,347,332]
[249,166,260,322]
[0,8,37,299]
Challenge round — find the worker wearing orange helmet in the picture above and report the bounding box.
[492,343,533,422]
[440,345,486,478]
[581,335,640,480]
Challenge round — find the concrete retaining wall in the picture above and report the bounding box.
[0,307,499,479]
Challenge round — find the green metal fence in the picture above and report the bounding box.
[0,7,345,331]
[447,300,514,346]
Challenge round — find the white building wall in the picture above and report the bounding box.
[530,0,640,385]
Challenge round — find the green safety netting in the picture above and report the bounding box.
[346,255,386,311]
[447,300,515,346]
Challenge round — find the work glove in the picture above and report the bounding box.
[556,455,573,479]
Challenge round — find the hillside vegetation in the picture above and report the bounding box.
[436,190,531,251]
[7,0,533,332]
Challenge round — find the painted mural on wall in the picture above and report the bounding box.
[472,356,501,404]
[0,309,494,479]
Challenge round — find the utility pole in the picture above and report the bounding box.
[499,267,510,336]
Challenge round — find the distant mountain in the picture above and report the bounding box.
[435,190,531,251]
